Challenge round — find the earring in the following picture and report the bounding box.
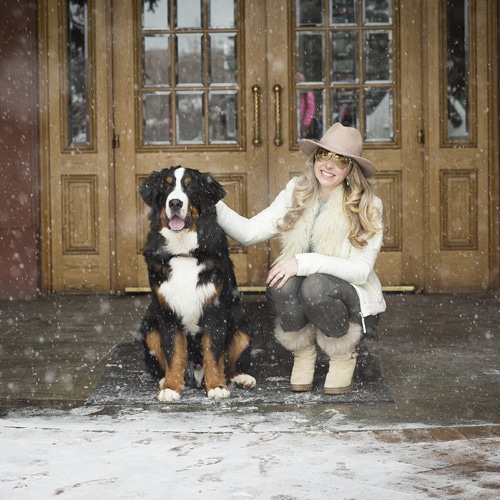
[346,176,350,187]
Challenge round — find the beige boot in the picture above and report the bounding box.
[275,323,316,392]
[316,323,362,395]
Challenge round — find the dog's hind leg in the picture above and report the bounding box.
[201,332,230,399]
[157,327,188,402]
[226,331,256,390]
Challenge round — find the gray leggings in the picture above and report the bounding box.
[266,273,378,338]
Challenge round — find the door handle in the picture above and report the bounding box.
[251,84,261,146]
[273,84,283,146]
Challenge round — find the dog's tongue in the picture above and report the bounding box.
[168,216,185,231]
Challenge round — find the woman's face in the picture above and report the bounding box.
[313,149,352,199]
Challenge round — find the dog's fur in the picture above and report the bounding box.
[138,165,256,401]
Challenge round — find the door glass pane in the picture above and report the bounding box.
[363,0,392,25]
[176,0,201,28]
[331,88,359,128]
[296,32,325,82]
[446,0,469,141]
[331,31,358,83]
[143,35,170,86]
[177,34,203,85]
[139,0,240,148]
[143,92,172,145]
[209,34,237,84]
[209,91,238,143]
[142,0,168,29]
[209,0,235,28]
[67,0,91,147]
[297,89,324,140]
[296,0,324,26]
[365,88,393,141]
[294,0,396,145]
[364,30,393,83]
[330,0,358,25]
[177,92,204,143]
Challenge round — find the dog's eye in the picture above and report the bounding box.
[166,177,173,185]
[184,178,192,187]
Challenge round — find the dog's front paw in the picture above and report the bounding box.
[158,388,181,402]
[207,386,230,400]
[230,373,256,390]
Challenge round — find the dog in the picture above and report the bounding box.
[137,165,256,401]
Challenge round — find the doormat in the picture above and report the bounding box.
[86,341,393,407]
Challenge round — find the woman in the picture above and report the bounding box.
[216,123,386,394]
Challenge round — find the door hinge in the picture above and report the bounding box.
[112,133,120,149]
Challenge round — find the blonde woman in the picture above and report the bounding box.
[216,123,386,394]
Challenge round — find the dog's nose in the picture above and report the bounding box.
[169,199,183,211]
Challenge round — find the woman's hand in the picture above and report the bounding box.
[266,258,298,289]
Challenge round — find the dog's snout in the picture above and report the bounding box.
[169,199,183,211]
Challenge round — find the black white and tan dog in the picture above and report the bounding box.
[137,165,256,401]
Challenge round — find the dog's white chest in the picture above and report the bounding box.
[158,257,216,334]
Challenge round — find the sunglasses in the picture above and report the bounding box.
[315,148,352,169]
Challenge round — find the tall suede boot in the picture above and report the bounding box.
[275,323,317,392]
[316,323,362,395]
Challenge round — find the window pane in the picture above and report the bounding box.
[143,35,170,86]
[296,32,325,83]
[142,0,168,30]
[364,30,392,82]
[297,89,324,140]
[210,34,237,85]
[331,31,358,83]
[176,0,202,28]
[365,88,393,141]
[446,0,469,140]
[330,0,358,25]
[67,0,90,147]
[177,92,204,143]
[364,0,392,25]
[209,0,235,28]
[143,92,172,145]
[209,91,238,143]
[176,34,203,85]
[296,0,324,26]
[331,88,359,128]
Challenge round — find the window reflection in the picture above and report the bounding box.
[295,0,394,143]
[140,0,239,147]
[446,0,469,141]
[67,0,91,147]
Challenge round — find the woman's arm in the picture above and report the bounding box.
[216,180,294,246]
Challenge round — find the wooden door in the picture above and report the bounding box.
[40,0,114,292]
[40,0,497,293]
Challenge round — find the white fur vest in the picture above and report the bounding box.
[277,185,351,262]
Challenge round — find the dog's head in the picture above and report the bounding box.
[138,165,226,233]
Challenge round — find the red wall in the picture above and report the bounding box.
[0,1,40,299]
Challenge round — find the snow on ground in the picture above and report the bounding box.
[0,407,499,499]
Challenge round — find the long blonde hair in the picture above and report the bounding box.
[277,154,383,249]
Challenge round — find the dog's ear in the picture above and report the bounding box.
[202,172,226,204]
[138,170,164,207]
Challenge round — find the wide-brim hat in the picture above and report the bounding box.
[299,123,376,178]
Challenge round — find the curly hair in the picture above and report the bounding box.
[277,154,384,249]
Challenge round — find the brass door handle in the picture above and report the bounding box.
[251,84,261,146]
[273,84,283,146]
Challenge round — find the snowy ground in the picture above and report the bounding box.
[1,407,499,499]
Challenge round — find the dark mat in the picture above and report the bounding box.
[86,341,392,407]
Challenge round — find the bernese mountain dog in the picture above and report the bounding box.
[138,165,256,401]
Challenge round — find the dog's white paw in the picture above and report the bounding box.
[158,388,181,402]
[231,374,257,389]
[158,377,165,389]
[207,386,230,400]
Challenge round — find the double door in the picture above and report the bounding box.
[41,0,497,293]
